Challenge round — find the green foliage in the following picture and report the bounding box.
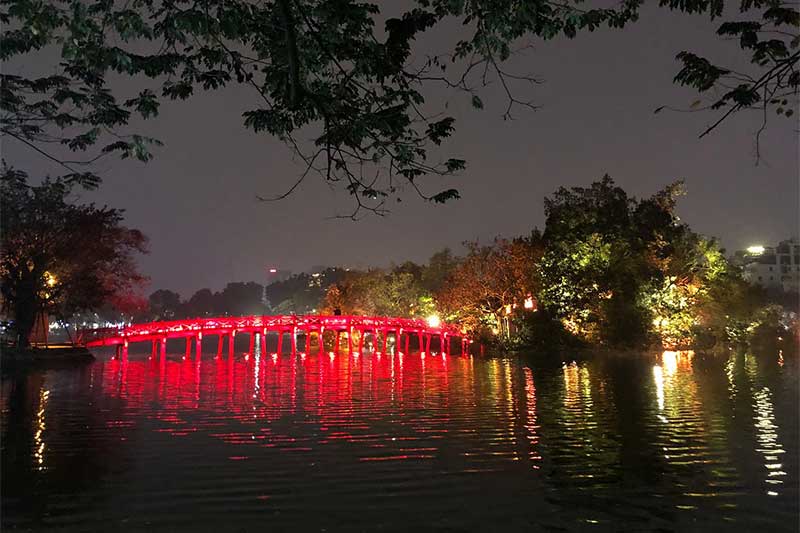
[322,266,431,317]
[537,175,756,348]
[3,0,795,210]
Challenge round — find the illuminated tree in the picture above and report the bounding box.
[538,176,756,348]
[437,233,543,335]
[0,167,147,347]
[3,0,795,212]
[322,267,431,317]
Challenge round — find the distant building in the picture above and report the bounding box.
[737,239,800,292]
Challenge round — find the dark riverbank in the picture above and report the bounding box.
[1,345,94,372]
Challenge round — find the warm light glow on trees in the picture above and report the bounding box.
[537,176,753,348]
[436,233,543,336]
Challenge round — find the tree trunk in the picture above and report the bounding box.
[13,273,38,349]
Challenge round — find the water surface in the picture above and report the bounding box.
[2,346,797,531]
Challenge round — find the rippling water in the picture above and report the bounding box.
[2,344,797,532]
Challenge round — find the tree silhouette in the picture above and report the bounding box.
[1,167,147,346]
[3,0,795,212]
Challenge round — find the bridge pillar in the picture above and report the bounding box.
[196,334,202,358]
[151,340,158,358]
[161,337,167,358]
[249,332,256,355]
[404,333,410,355]
[318,328,325,355]
[357,329,364,355]
[442,334,448,356]
[277,331,283,355]
[425,334,431,354]
[382,330,388,354]
[261,331,267,355]
[228,332,234,357]
[348,328,353,355]
[217,335,224,357]
[291,327,297,355]
[185,337,192,359]
[418,332,423,353]
[334,330,340,356]
[304,330,310,354]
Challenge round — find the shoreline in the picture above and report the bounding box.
[1,344,95,371]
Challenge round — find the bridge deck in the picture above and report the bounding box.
[78,315,467,351]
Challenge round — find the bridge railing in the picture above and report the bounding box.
[78,314,466,347]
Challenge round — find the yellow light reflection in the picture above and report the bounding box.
[34,389,50,471]
[653,365,665,411]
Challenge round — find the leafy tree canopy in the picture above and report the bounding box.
[538,175,749,347]
[0,166,148,346]
[3,0,796,214]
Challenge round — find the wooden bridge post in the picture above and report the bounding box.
[196,333,202,358]
[277,331,283,355]
[217,335,224,357]
[291,327,297,355]
[151,340,158,358]
[442,334,448,356]
[304,330,310,354]
[261,330,267,355]
[185,337,192,359]
[404,333,410,354]
[228,331,235,357]
[425,334,431,354]
[381,330,387,354]
[248,331,256,354]
[318,328,325,355]
[161,337,167,358]
[418,332,423,353]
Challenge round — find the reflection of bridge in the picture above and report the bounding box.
[78,315,470,358]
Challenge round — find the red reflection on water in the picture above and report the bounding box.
[98,350,475,461]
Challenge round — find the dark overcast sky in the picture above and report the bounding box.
[5,6,798,297]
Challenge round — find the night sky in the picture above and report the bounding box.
[5,6,798,297]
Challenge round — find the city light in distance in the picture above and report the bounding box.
[746,245,765,255]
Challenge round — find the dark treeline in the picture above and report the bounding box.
[143,268,349,321]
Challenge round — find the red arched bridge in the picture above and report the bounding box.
[77,315,471,358]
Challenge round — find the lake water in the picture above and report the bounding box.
[2,345,798,532]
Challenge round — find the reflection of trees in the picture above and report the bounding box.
[548,361,620,490]
[650,350,733,506]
